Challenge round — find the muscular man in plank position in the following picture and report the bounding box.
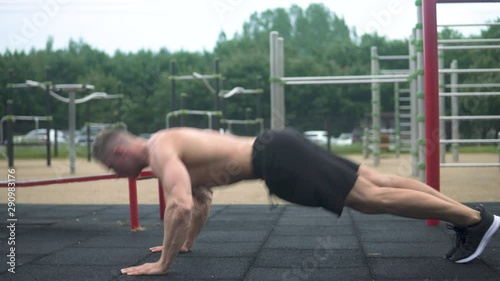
[93,127,500,276]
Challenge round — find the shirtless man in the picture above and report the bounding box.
[92,127,500,276]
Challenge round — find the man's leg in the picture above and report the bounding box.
[344,176,499,263]
[344,176,480,225]
[358,165,465,208]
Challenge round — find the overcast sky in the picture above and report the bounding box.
[1,0,499,55]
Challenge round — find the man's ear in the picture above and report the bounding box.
[113,145,127,156]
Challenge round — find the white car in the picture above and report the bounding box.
[75,125,112,146]
[18,129,67,144]
[304,130,329,146]
[334,133,353,146]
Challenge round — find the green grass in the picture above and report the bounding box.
[327,143,499,156]
[1,143,498,160]
[329,142,364,155]
[456,145,499,154]
[0,145,92,159]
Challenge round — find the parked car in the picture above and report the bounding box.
[304,130,329,146]
[138,133,152,139]
[333,133,353,146]
[75,124,113,146]
[16,129,67,145]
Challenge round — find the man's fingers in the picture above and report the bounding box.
[149,246,162,252]
[121,267,147,275]
[120,262,167,276]
[121,266,137,274]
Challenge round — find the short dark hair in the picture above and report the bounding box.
[92,128,129,160]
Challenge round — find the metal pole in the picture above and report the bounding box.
[45,66,52,166]
[220,78,226,120]
[371,46,381,167]
[86,103,91,162]
[284,78,408,85]
[326,117,331,152]
[170,60,177,128]
[213,59,220,131]
[410,29,419,176]
[450,60,459,162]
[439,45,500,50]
[277,37,285,129]
[127,177,140,230]
[423,0,440,226]
[180,93,187,127]
[438,38,500,44]
[438,45,446,163]
[283,74,409,81]
[6,100,14,168]
[416,2,426,183]
[7,69,14,168]
[245,107,252,136]
[256,76,263,129]
[118,84,124,123]
[270,31,283,130]
[69,91,76,174]
[54,129,58,157]
[363,127,370,159]
[394,82,400,158]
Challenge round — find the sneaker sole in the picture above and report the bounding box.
[455,215,500,264]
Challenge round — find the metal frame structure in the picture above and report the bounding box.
[166,110,222,129]
[219,85,264,135]
[6,77,121,174]
[371,48,413,163]
[0,115,52,146]
[269,32,410,166]
[169,59,221,130]
[422,0,500,225]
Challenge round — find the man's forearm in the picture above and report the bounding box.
[158,204,192,269]
[183,195,212,250]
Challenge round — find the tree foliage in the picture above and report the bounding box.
[1,5,498,138]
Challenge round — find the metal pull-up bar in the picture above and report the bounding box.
[220,87,263,98]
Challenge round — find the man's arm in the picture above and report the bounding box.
[121,155,193,276]
[149,187,213,253]
[181,188,213,252]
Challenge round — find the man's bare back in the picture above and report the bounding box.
[147,128,257,189]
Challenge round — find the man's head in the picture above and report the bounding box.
[93,129,148,177]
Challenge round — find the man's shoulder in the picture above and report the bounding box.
[150,128,193,140]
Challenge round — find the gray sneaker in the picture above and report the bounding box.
[449,205,500,263]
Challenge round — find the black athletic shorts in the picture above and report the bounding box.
[251,128,359,216]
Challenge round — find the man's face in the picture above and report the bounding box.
[103,146,143,178]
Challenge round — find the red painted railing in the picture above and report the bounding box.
[0,171,162,230]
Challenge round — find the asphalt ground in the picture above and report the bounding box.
[1,203,499,281]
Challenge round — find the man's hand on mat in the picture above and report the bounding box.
[121,262,167,276]
[149,246,163,252]
[149,245,191,253]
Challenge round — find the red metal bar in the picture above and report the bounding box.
[0,170,155,187]
[158,179,166,220]
[423,0,441,226]
[128,177,140,230]
[0,170,156,231]
[0,174,119,187]
[437,0,499,3]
